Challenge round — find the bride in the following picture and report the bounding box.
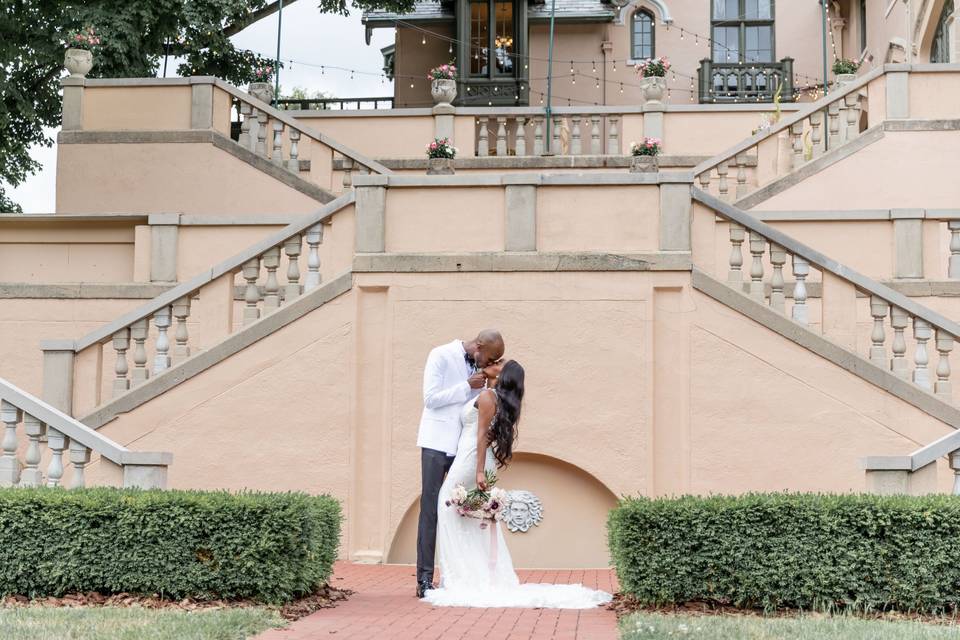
[423,360,612,609]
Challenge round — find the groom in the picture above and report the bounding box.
[416,330,505,598]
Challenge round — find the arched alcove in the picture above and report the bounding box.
[386,453,618,568]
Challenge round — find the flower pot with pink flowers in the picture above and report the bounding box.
[65,27,101,78]
[635,57,670,105]
[248,66,275,104]
[629,138,661,173]
[429,62,458,105]
[426,137,457,175]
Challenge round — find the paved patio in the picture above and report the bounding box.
[255,562,619,640]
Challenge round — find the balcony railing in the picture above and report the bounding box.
[698,58,795,104]
[275,96,395,110]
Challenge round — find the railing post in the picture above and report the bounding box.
[432,101,455,143]
[949,221,960,278]
[41,340,77,416]
[304,224,324,291]
[791,255,809,325]
[936,329,954,400]
[21,414,45,487]
[148,213,179,283]
[869,297,889,366]
[885,70,910,119]
[190,81,214,130]
[0,401,21,486]
[890,306,911,379]
[893,210,924,279]
[951,451,960,495]
[504,177,538,252]
[356,179,387,253]
[659,183,692,252]
[913,318,933,389]
[61,77,85,131]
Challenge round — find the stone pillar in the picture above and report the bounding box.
[885,70,910,119]
[148,213,180,283]
[865,469,910,495]
[190,81,214,130]
[433,103,455,142]
[61,77,84,131]
[892,209,924,279]
[121,453,172,489]
[643,104,665,149]
[355,179,388,253]
[504,178,538,252]
[40,340,76,416]
[659,183,692,252]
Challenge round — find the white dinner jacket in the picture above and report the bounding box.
[417,339,480,456]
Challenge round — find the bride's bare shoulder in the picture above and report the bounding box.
[477,388,497,410]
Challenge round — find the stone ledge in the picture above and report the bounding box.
[345,154,753,171]
[0,283,174,299]
[353,252,692,272]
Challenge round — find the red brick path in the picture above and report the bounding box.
[255,562,620,640]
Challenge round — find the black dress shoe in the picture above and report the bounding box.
[416,581,434,598]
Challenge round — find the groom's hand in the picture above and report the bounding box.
[468,373,486,389]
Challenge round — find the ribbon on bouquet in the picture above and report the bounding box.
[487,518,498,575]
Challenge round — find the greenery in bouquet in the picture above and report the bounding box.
[446,470,509,525]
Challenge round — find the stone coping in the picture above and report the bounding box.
[345,155,753,171]
[353,252,692,273]
[0,283,174,299]
[862,429,960,472]
[353,172,694,187]
[0,213,303,227]
[288,103,804,118]
[0,214,148,223]
[748,208,960,222]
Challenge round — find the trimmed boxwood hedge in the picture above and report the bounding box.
[608,493,960,614]
[0,487,341,603]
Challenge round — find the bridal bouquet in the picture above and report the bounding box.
[446,470,509,528]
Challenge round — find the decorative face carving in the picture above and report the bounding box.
[503,490,543,533]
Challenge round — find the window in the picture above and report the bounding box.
[932,0,954,63]
[469,0,515,76]
[858,0,867,53]
[711,0,774,63]
[632,9,655,60]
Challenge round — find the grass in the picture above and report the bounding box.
[0,606,283,640]
[620,612,960,640]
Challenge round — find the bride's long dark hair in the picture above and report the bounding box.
[490,360,524,468]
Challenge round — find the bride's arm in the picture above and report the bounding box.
[475,389,496,490]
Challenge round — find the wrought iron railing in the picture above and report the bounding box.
[697,58,795,104]
[275,97,395,110]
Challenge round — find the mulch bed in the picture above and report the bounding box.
[609,593,960,627]
[0,584,351,622]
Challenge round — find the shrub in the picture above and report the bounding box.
[608,493,960,614]
[833,58,860,75]
[0,487,341,603]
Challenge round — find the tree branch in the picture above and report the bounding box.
[222,0,302,38]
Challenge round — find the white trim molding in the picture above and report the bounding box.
[615,0,673,26]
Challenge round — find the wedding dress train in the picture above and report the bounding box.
[423,398,612,609]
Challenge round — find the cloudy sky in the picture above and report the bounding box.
[10,1,395,212]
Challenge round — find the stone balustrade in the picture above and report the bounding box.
[696,188,960,406]
[470,109,625,157]
[0,377,171,488]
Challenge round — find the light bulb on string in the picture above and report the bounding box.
[680,29,684,40]
[421,34,426,45]
[321,66,325,75]
[619,82,624,94]
[570,61,574,74]
[613,60,617,72]
[449,42,453,54]
[410,81,415,88]
[592,61,597,73]
[595,78,600,89]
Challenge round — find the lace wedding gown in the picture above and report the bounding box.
[423,397,612,609]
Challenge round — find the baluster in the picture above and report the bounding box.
[590,115,601,155]
[790,122,804,170]
[844,93,861,140]
[809,111,824,158]
[769,245,786,312]
[514,117,526,156]
[0,400,20,486]
[45,428,66,488]
[533,117,544,156]
[171,297,191,364]
[698,169,712,194]
[287,129,301,172]
[913,318,932,389]
[728,223,745,285]
[284,234,303,302]
[152,306,171,374]
[717,161,730,201]
[477,119,489,157]
[262,246,282,313]
[570,115,582,155]
[69,441,90,489]
[607,115,620,155]
[951,452,960,495]
[130,319,150,385]
[304,223,323,291]
[735,153,748,200]
[112,328,130,397]
[869,297,889,366]
[890,307,910,379]
[748,232,766,300]
[239,102,253,150]
[936,330,954,399]
[792,255,810,325]
[242,258,262,326]
[949,222,960,278]
[827,101,841,151]
[20,413,44,487]
[496,117,508,156]
[551,116,562,154]
[256,110,269,157]
[272,121,284,166]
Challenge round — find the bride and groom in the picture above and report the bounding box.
[415,330,612,608]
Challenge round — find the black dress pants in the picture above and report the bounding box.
[416,447,455,584]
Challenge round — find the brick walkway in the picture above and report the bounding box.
[255,562,619,640]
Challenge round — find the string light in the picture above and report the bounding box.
[421,34,426,44]
[592,61,597,73]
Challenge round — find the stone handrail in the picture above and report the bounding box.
[0,376,171,488]
[695,188,960,399]
[862,429,960,495]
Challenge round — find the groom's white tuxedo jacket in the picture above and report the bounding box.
[418,339,481,456]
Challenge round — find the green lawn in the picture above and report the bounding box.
[621,613,960,640]
[0,606,283,640]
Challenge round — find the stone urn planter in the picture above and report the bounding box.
[248,82,275,104]
[629,155,658,173]
[640,76,666,105]
[431,79,457,106]
[64,48,93,78]
[834,73,856,89]
[427,157,455,175]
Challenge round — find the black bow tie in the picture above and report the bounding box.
[465,352,477,371]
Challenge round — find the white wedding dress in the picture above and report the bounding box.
[423,395,612,609]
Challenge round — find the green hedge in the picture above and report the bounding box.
[0,487,341,603]
[608,493,960,613]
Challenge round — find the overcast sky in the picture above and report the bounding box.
[10,1,395,213]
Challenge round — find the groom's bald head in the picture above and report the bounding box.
[472,329,505,367]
